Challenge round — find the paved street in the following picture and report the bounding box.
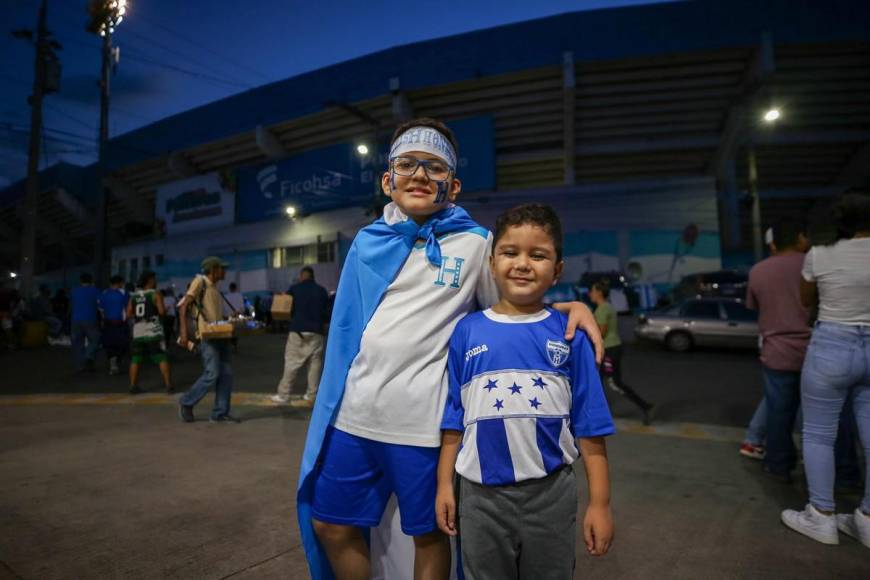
[0,322,868,579]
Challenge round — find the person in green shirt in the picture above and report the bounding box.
[127,271,173,395]
[590,279,655,425]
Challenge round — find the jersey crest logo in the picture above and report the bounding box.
[546,339,570,367]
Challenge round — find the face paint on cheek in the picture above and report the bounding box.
[434,181,449,204]
[390,171,397,191]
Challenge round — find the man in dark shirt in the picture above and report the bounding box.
[271,266,329,408]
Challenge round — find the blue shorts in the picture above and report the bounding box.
[311,427,439,536]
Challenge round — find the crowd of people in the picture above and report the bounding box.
[739,192,870,549]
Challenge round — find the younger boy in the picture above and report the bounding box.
[298,119,604,579]
[437,204,615,579]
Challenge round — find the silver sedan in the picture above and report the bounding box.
[634,298,759,352]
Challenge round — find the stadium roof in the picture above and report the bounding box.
[2,0,869,266]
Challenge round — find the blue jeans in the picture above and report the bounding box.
[762,367,801,475]
[180,340,234,420]
[71,320,101,370]
[745,398,767,445]
[801,322,870,513]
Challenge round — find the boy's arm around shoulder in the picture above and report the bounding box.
[552,301,604,363]
[569,332,615,556]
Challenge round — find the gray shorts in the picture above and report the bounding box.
[458,464,577,580]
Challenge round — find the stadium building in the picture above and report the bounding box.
[1,0,868,304]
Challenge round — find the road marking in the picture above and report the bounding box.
[0,394,744,443]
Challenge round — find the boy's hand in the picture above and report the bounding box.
[561,302,604,364]
[435,483,457,536]
[583,504,613,556]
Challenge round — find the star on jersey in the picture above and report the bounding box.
[483,379,499,392]
[493,398,504,411]
[529,397,542,409]
[509,383,523,395]
[532,377,547,389]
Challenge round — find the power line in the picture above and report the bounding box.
[43,101,97,131]
[116,24,254,88]
[55,33,252,91]
[134,12,272,83]
[121,51,251,90]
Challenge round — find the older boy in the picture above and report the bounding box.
[299,119,603,579]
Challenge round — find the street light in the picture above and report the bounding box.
[9,272,18,279]
[763,108,781,123]
[356,144,369,156]
[285,205,297,218]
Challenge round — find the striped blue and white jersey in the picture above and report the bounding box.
[441,308,615,486]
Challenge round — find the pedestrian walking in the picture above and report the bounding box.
[71,273,101,372]
[128,271,173,394]
[271,267,329,407]
[100,275,129,375]
[177,256,239,423]
[590,279,655,425]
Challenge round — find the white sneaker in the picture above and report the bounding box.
[270,394,290,404]
[781,504,839,545]
[836,508,870,549]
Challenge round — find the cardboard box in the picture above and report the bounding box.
[200,322,234,340]
[271,293,293,320]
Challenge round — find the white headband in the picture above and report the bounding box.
[389,126,457,169]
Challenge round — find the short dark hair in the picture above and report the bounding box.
[390,117,459,160]
[110,275,124,285]
[138,270,156,288]
[833,191,870,239]
[300,266,315,279]
[770,218,805,249]
[493,204,563,262]
[592,279,611,299]
[80,273,93,284]
[229,282,238,291]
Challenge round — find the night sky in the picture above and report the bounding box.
[0,0,670,188]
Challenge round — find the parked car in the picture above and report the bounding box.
[674,270,748,301]
[634,297,758,352]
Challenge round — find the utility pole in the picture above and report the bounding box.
[13,0,61,296]
[747,146,763,262]
[87,0,126,286]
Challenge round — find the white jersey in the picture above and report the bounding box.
[333,205,499,447]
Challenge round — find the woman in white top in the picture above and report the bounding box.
[781,192,870,547]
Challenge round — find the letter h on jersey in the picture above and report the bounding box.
[434,256,465,289]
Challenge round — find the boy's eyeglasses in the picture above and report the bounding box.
[390,156,452,182]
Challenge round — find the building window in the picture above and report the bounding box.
[269,241,336,268]
[143,256,151,269]
[317,241,335,263]
[286,246,305,266]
